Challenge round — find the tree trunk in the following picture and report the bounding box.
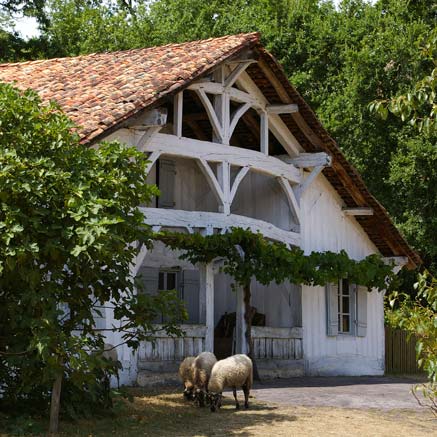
[48,370,63,435]
[243,282,260,381]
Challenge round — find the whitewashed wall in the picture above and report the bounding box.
[103,127,385,379]
[300,174,385,376]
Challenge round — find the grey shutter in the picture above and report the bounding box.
[181,269,200,324]
[326,282,339,336]
[356,285,368,337]
[137,266,159,295]
[157,159,176,208]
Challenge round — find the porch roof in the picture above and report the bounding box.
[0,33,421,268]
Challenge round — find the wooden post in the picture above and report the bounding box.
[173,92,183,138]
[260,111,269,155]
[199,263,214,352]
[235,285,247,354]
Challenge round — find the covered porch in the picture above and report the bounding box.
[135,238,304,385]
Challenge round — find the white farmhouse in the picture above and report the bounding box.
[0,33,420,385]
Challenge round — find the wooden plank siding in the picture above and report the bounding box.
[385,326,421,374]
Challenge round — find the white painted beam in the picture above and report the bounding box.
[143,133,301,184]
[290,152,332,168]
[266,104,299,114]
[229,102,251,137]
[229,166,250,204]
[260,111,269,155]
[196,158,225,205]
[188,82,264,111]
[277,176,300,225]
[383,256,409,275]
[297,165,324,200]
[130,108,168,129]
[235,71,303,156]
[144,150,161,174]
[217,161,231,215]
[342,207,374,216]
[199,263,215,352]
[195,88,224,142]
[224,61,255,88]
[173,92,183,138]
[235,285,247,354]
[140,207,301,247]
[135,126,162,152]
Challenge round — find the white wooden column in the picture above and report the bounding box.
[199,262,214,352]
[235,285,247,354]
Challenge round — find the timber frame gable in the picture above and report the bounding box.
[0,32,420,268]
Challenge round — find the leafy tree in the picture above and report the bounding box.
[0,83,186,433]
[387,272,437,415]
[370,30,437,134]
[38,0,437,275]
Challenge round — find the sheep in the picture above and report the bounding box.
[191,352,217,407]
[178,356,196,400]
[207,354,253,412]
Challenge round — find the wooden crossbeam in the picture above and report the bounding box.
[140,207,301,247]
[195,88,224,142]
[224,61,255,88]
[230,166,250,204]
[130,108,168,130]
[342,207,374,216]
[266,104,299,114]
[173,92,183,138]
[229,102,251,137]
[196,158,225,205]
[277,176,300,225]
[291,152,332,168]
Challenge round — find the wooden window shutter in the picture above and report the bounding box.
[181,270,200,324]
[356,285,368,337]
[157,159,176,208]
[326,282,339,336]
[136,266,159,295]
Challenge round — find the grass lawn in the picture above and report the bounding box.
[1,387,436,436]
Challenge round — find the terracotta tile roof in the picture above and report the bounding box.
[0,33,420,267]
[0,33,259,143]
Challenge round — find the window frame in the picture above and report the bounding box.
[337,279,352,334]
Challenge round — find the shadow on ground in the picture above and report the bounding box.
[57,388,297,437]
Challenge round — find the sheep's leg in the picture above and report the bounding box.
[233,387,240,410]
[242,384,249,409]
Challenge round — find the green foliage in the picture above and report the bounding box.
[157,227,394,290]
[370,30,437,134]
[386,272,437,414]
[0,83,187,420]
[32,0,436,275]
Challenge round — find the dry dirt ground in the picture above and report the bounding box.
[2,378,436,436]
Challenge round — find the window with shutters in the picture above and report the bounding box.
[137,266,200,324]
[326,280,367,337]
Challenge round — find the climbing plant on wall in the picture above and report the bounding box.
[156,227,395,377]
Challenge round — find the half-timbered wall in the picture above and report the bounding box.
[300,174,385,375]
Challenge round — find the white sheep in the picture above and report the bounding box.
[178,356,196,400]
[191,351,217,407]
[207,354,253,412]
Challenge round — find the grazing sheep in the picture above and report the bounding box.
[178,356,196,400]
[192,352,217,407]
[207,354,253,412]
